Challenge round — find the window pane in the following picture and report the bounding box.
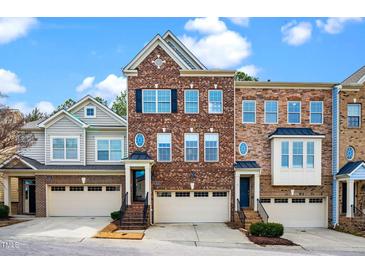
[288,102,300,112]
[97,140,109,150]
[311,113,322,124]
[243,112,255,123]
[288,113,300,123]
[53,149,64,160]
[66,149,77,159]
[307,142,314,154]
[281,141,289,154]
[186,148,198,161]
[266,113,277,123]
[185,90,199,113]
[265,101,278,112]
[86,107,94,116]
[53,138,64,149]
[158,148,170,161]
[348,104,360,116]
[157,90,171,113]
[281,142,289,168]
[293,142,303,168]
[209,90,222,113]
[243,101,255,112]
[158,134,171,161]
[97,151,109,161]
[110,140,121,150]
[66,138,77,149]
[311,102,322,113]
[144,102,156,113]
[97,140,109,161]
[143,90,156,113]
[185,134,198,161]
[307,142,314,168]
[205,134,218,161]
[110,150,122,161]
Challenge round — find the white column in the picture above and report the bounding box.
[145,164,151,205]
[254,173,260,211]
[346,179,354,218]
[234,172,240,211]
[125,164,131,205]
[334,179,340,224]
[2,175,11,215]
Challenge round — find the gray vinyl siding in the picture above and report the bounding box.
[72,102,123,126]
[19,130,45,163]
[45,116,85,165]
[86,130,127,165]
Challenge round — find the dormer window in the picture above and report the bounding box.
[85,106,96,118]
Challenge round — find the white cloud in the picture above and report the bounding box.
[238,65,261,77]
[76,74,126,100]
[181,18,251,69]
[185,17,227,34]
[0,68,26,94]
[281,21,312,46]
[10,100,55,114]
[0,18,38,45]
[36,101,55,114]
[76,76,95,92]
[229,17,250,27]
[316,17,363,34]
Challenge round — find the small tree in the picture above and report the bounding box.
[112,91,127,117]
[25,107,47,122]
[54,98,76,113]
[94,96,108,106]
[235,71,259,82]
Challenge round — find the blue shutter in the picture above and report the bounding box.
[171,89,178,113]
[135,89,142,113]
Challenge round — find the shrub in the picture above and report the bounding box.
[0,204,10,219]
[249,222,284,238]
[110,210,120,220]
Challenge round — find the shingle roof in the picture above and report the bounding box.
[22,118,46,130]
[234,161,261,169]
[337,161,365,176]
[128,151,152,160]
[342,66,365,85]
[269,128,323,138]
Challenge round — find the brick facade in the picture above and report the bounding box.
[127,46,235,217]
[35,175,125,217]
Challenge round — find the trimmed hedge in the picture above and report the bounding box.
[111,211,120,220]
[249,222,284,238]
[0,204,10,219]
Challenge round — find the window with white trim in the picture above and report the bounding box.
[51,186,65,191]
[208,90,223,113]
[204,133,219,162]
[96,139,123,161]
[184,90,199,113]
[157,192,172,197]
[265,101,278,124]
[70,186,84,191]
[157,133,172,162]
[310,101,323,124]
[106,186,120,191]
[287,101,301,124]
[142,89,171,113]
[348,103,361,128]
[175,192,190,197]
[85,106,96,118]
[194,192,209,197]
[212,192,227,197]
[52,137,78,160]
[307,141,315,168]
[292,141,303,168]
[292,198,306,203]
[88,186,102,191]
[274,198,288,203]
[242,100,256,123]
[281,141,289,168]
[184,133,199,162]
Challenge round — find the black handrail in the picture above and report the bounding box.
[143,192,149,225]
[236,198,245,227]
[119,192,128,226]
[257,199,269,223]
[351,205,365,217]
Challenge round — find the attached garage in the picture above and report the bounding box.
[154,191,230,223]
[48,185,122,216]
[262,197,328,227]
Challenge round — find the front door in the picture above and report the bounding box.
[133,170,145,202]
[240,177,250,208]
[342,182,347,214]
[23,179,36,214]
[29,185,36,213]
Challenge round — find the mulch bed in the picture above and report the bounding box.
[0,218,29,228]
[247,235,298,246]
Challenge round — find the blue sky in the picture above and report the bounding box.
[0,17,364,114]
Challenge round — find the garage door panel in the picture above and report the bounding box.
[48,185,121,217]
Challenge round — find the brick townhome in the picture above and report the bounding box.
[1,31,364,231]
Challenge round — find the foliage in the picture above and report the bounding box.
[249,222,284,238]
[111,210,120,220]
[54,98,76,113]
[111,91,127,117]
[235,71,259,82]
[25,107,47,122]
[0,204,10,219]
[94,96,108,106]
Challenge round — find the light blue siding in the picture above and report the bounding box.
[332,86,340,225]
[350,165,365,180]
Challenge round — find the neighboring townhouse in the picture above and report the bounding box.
[0,96,127,217]
[333,66,365,232]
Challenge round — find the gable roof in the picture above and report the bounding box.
[123,31,206,75]
[269,128,324,138]
[37,110,89,128]
[337,161,365,176]
[234,161,261,169]
[342,66,365,85]
[0,155,38,170]
[67,95,127,126]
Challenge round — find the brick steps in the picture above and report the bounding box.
[119,203,149,230]
[242,209,263,230]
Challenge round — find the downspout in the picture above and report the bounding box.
[332,84,342,227]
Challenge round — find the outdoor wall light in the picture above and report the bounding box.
[81,177,86,184]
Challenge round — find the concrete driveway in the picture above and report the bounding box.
[284,228,365,255]
[0,217,110,241]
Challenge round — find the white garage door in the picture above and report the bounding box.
[48,185,121,216]
[262,197,327,227]
[154,191,230,223]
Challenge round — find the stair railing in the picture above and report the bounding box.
[143,192,149,225]
[119,192,128,226]
[257,198,269,223]
[352,205,365,218]
[236,198,245,227]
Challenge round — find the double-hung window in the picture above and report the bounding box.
[143,89,171,113]
[52,137,79,161]
[292,141,303,168]
[307,141,314,168]
[265,101,278,124]
[208,90,223,113]
[242,100,256,123]
[157,133,172,162]
[310,101,323,124]
[204,133,219,162]
[184,90,199,113]
[281,141,289,168]
[348,103,361,128]
[96,139,123,161]
[287,101,301,124]
[184,133,199,162]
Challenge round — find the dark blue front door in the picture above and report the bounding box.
[240,177,250,208]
